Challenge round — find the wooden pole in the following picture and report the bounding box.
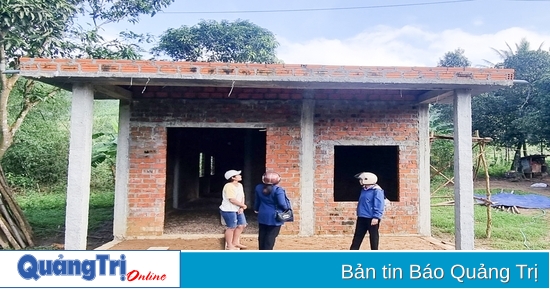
[0,166,34,249]
[479,142,492,238]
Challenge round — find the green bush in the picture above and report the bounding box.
[3,94,119,192]
[3,93,71,190]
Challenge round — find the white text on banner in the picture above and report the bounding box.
[179,251,549,288]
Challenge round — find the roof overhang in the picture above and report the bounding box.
[17,58,515,104]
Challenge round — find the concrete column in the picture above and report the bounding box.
[64,83,94,250]
[113,100,130,238]
[300,99,315,236]
[417,104,431,236]
[453,89,475,250]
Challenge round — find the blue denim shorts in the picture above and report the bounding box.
[220,211,247,228]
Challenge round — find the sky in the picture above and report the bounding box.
[92,0,550,67]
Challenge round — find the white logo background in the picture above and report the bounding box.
[0,250,180,288]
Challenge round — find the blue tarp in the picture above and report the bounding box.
[475,192,550,209]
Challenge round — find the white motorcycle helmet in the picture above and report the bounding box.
[354,172,378,186]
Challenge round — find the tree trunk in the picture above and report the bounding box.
[510,143,522,171]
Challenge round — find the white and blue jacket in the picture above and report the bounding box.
[356,184,385,219]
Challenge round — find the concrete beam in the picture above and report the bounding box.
[64,83,94,250]
[113,100,130,238]
[299,98,315,236]
[93,85,132,100]
[417,104,431,236]
[452,89,475,250]
[417,90,453,104]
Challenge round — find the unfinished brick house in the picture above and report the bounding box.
[18,58,514,250]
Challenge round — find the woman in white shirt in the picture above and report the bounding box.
[219,169,248,250]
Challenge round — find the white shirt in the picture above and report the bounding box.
[219,182,244,212]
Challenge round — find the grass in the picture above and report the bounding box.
[16,190,114,239]
[11,178,549,251]
[431,186,550,250]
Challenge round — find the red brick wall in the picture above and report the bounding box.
[314,101,419,235]
[126,87,420,236]
[127,126,167,236]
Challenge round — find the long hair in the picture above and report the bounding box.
[262,184,274,195]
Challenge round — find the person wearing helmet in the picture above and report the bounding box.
[253,171,290,250]
[219,169,248,250]
[350,172,386,250]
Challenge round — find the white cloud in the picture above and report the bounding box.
[276,26,550,67]
[472,18,484,27]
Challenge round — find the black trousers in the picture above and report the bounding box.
[258,224,281,250]
[350,217,380,250]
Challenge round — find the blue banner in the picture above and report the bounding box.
[179,251,549,288]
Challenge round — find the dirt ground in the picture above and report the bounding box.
[474,176,550,196]
[101,176,550,251]
[105,235,452,251]
[36,176,550,250]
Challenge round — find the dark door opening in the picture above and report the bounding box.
[166,127,266,210]
[333,146,399,202]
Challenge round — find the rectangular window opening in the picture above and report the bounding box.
[333,145,400,202]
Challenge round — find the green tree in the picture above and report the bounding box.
[90,100,120,187]
[3,91,71,190]
[430,48,473,175]
[152,19,280,63]
[64,0,175,59]
[472,39,550,169]
[0,0,174,249]
[431,48,473,135]
[437,48,471,67]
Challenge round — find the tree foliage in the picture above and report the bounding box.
[3,91,71,189]
[152,19,280,63]
[430,48,472,135]
[59,0,173,60]
[437,48,471,68]
[0,0,77,64]
[430,48,474,173]
[472,39,550,148]
[0,0,174,248]
[0,0,173,161]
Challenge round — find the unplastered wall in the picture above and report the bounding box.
[313,100,420,235]
[125,87,421,237]
[127,97,302,236]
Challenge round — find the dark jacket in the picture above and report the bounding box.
[357,184,385,219]
[254,184,289,226]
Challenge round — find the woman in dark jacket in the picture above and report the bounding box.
[253,171,289,250]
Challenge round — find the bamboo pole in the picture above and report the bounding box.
[0,167,34,247]
[0,194,26,247]
[0,214,22,249]
[0,227,9,248]
[479,141,492,238]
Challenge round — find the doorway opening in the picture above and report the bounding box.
[333,145,400,202]
[164,127,266,234]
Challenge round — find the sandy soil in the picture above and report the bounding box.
[106,235,452,251]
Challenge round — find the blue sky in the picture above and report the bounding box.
[95,0,550,67]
